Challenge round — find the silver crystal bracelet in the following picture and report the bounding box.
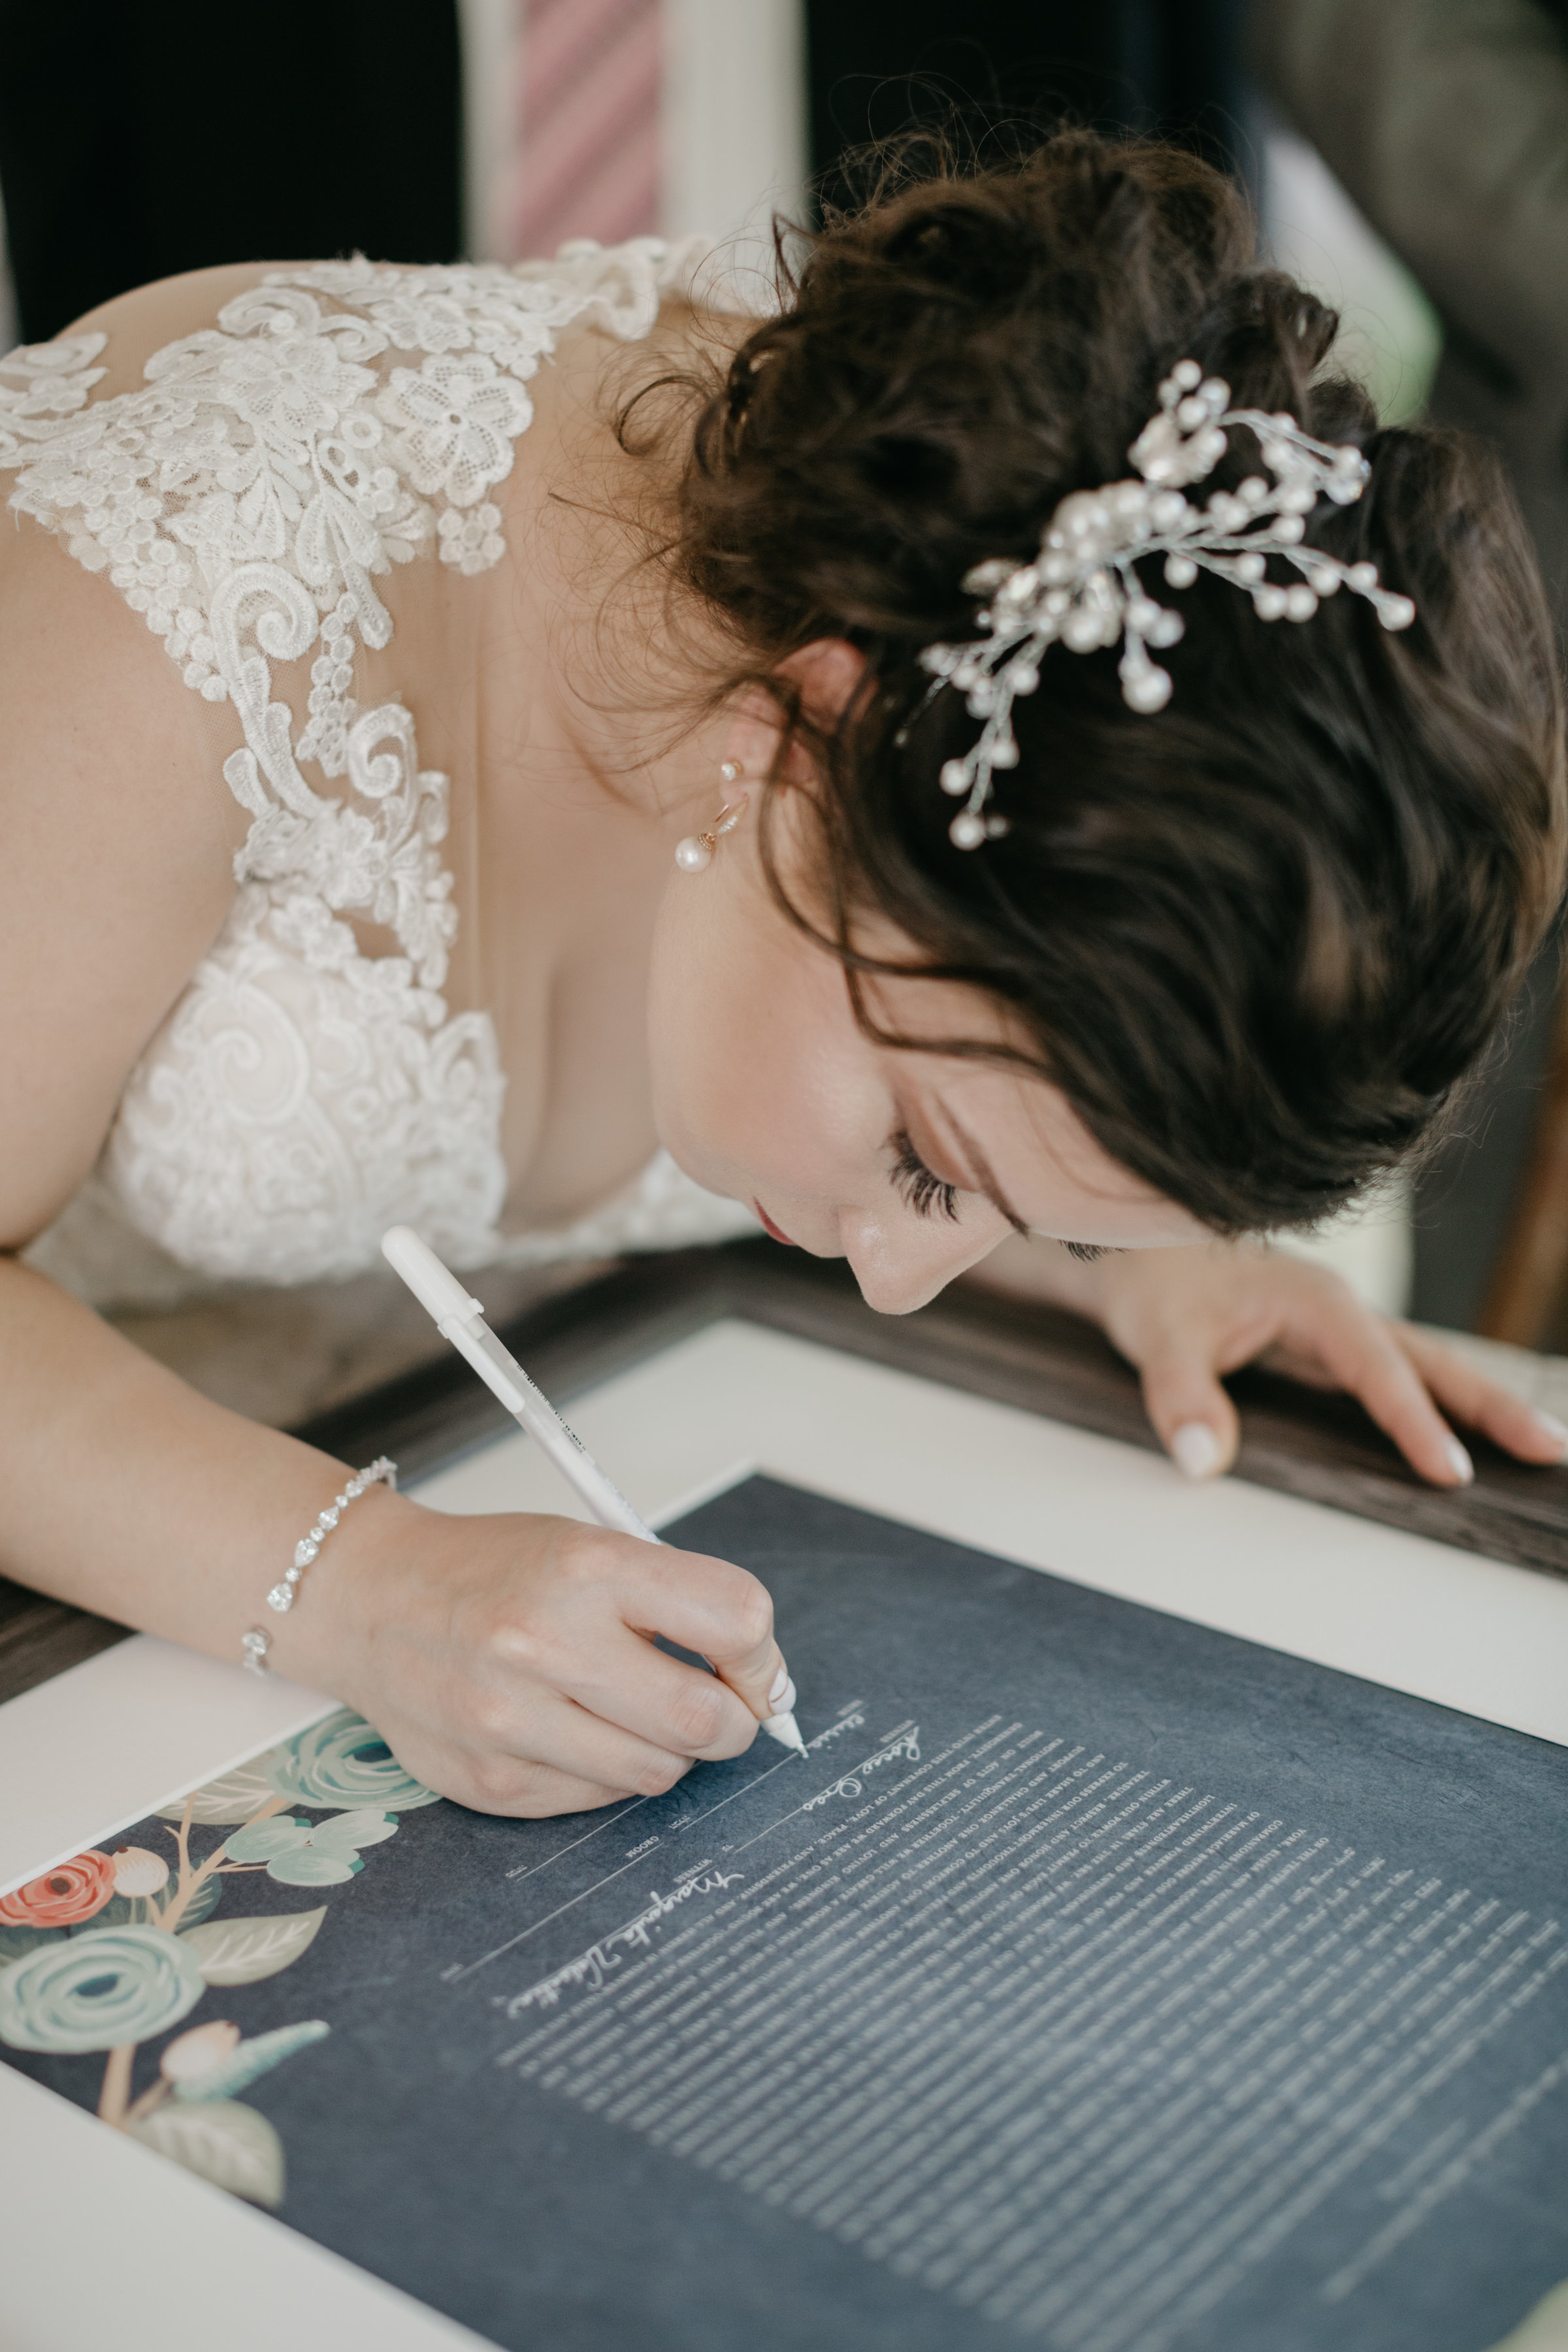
[241,1456,397,1674]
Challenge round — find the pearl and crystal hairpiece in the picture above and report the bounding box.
[919,360,1417,849]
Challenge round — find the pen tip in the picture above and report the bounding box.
[760,1709,807,1756]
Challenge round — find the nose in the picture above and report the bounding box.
[837,1205,1003,1316]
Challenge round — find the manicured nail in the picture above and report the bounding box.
[1533,1410,1568,1458]
[768,1663,792,1708]
[768,1676,797,1719]
[1445,1437,1475,1486]
[1171,1422,1222,1480]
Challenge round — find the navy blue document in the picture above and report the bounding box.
[3,1475,1564,2352]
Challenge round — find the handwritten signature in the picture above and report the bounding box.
[802,1722,921,1810]
[502,1865,745,2016]
[809,1709,866,1750]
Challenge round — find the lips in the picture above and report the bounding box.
[754,1201,796,1247]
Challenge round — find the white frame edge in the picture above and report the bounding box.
[7,1317,1567,1898]
[5,1315,1567,2352]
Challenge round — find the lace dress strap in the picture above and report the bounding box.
[3,241,758,1304]
[0,237,717,972]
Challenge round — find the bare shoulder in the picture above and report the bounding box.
[0,461,245,1249]
[56,261,282,395]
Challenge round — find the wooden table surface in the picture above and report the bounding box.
[4,1237,1566,1709]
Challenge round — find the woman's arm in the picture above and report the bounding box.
[968,1231,1568,1484]
[0,1254,788,1814]
[0,527,789,1814]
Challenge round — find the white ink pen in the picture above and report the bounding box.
[382,1226,807,1756]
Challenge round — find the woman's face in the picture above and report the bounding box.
[647,721,1207,1315]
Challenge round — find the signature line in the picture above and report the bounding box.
[504,1795,648,1886]
[446,1751,802,1983]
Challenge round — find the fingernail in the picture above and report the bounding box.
[1533,1410,1568,1458]
[768,1663,792,1708]
[1171,1422,1222,1480]
[1445,1437,1475,1486]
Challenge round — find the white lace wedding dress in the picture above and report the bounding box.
[0,238,759,1310]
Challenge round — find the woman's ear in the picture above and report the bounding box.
[776,639,868,727]
[723,640,868,783]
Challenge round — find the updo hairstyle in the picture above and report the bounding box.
[659,131,1566,1236]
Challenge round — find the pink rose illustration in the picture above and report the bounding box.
[0,1849,118,1928]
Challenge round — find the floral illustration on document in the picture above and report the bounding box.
[0,1708,436,2208]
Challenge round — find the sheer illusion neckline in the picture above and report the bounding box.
[2,241,759,1307]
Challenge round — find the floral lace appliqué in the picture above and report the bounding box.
[3,240,757,1301]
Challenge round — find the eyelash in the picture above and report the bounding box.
[1065,1241,1105,1264]
[890,1130,960,1222]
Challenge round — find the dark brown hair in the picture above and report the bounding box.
[660,131,1567,1233]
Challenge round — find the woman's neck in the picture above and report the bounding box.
[423,307,749,1225]
[512,306,750,834]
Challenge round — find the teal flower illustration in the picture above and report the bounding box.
[0,1925,204,2054]
[222,1805,399,1885]
[264,1710,440,1812]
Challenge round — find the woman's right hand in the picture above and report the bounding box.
[302,1494,790,1818]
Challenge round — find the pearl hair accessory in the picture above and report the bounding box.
[919,361,1418,849]
[675,760,748,872]
[241,1455,397,1674]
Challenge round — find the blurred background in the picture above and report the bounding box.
[2,0,1565,1395]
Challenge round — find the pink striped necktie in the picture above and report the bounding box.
[509,0,663,260]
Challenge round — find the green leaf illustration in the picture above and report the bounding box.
[179,1908,325,1985]
[221,1817,312,1864]
[303,1808,399,1855]
[76,1894,149,1933]
[1484,2278,1568,2351]
[156,1755,289,1825]
[222,1807,395,1882]
[265,1851,361,1886]
[80,1879,220,1933]
[132,2099,285,2206]
[174,2018,329,2103]
[0,1924,64,1965]
[178,1873,225,1931]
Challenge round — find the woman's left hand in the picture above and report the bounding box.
[977,1237,1568,1488]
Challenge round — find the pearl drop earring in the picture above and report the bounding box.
[675,761,747,873]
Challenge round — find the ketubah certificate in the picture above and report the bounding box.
[3,1477,1565,2352]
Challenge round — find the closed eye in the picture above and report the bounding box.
[890,1128,960,1222]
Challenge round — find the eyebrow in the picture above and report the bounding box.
[929,1103,1030,1237]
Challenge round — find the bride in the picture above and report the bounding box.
[1,133,1562,1815]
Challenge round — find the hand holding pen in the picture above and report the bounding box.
[380,1228,806,1763]
[293,1486,799,1816]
